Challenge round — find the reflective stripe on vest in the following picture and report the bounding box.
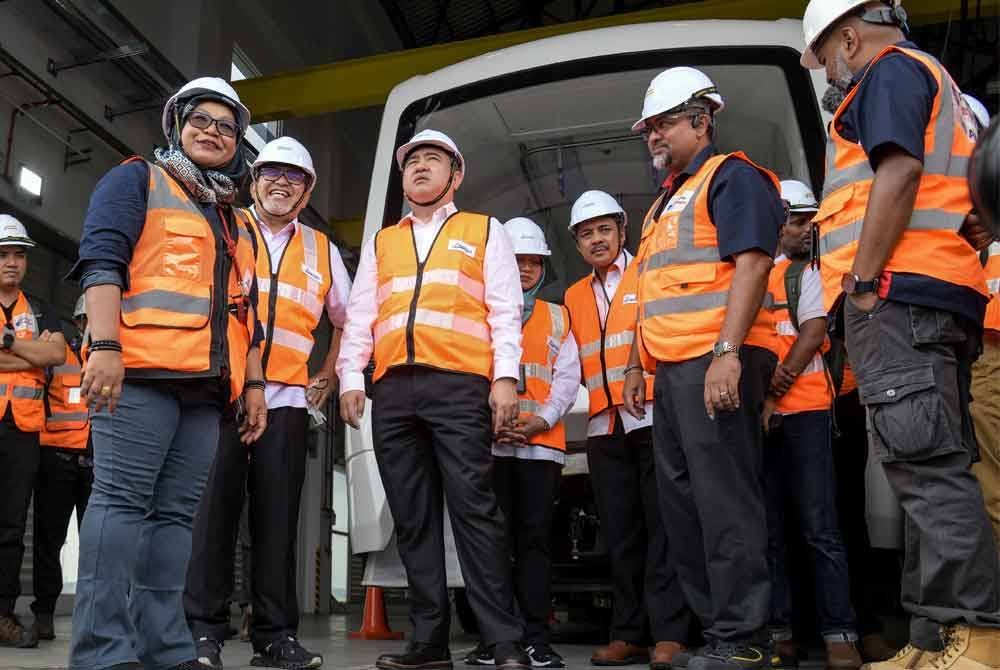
[373,211,492,382]
[42,343,89,450]
[517,300,568,452]
[815,46,986,310]
[0,291,46,432]
[985,242,1000,331]
[637,152,780,363]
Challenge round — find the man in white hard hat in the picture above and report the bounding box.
[30,294,92,643]
[760,181,863,669]
[464,217,578,669]
[562,191,693,669]
[802,2,1000,669]
[0,215,66,649]
[621,68,785,670]
[184,136,349,670]
[337,129,530,670]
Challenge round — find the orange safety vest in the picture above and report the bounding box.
[0,292,46,432]
[517,299,570,452]
[815,45,987,311]
[637,152,780,363]
[117,160,258,402]
[373,211,492,382]
[565,261,653,417]
[985,242,1000,332]
[768,258,834,414]
[252,219,333,386]
[41,342,89,451]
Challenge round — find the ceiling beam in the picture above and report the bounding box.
[234,0,999,122]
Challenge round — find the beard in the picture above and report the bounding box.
[823,54,854,114]
[651,147,672,171]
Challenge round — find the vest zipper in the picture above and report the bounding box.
[260,224,291,374]
[404,213,456,365]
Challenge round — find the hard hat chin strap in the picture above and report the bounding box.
[409,158,458,209]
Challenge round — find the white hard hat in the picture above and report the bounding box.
[632,67,724,133]
[963,94,991,130]
[569,190,627,231]
[0,214,35,248]
[504,217,551,256]
[801,0,907,69]
[161,77,251,141]
[780,180,819,214]
[252,136,316,190]
[73,294,86,319]
[395,129,466,175]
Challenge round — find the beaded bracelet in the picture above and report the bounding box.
[244,379,266,391]
[89,340,122,353]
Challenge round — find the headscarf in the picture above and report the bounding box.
[521,265,546,325]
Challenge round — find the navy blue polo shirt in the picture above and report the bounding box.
[70,160,265,346]
[835,40,987,325]
[664,144,783,261]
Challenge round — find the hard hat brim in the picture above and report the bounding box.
[514,250,552,257]
[395,139,464,171]
[800,47,822,70]
[0,238,36,248]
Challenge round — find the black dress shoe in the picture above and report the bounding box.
[494,642,531,670]
[377,643,454,670]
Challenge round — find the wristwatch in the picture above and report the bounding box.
[712,341,740,358]
[1,326,14,351]
[841,272,880,295]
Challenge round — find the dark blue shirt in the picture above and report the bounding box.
[70,160,265,347]
[665,144,783,261]
[836,41,986,325]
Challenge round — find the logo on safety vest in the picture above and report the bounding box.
[622,293,638,305]
[13,314,35,332]
[448,239,477,258]
[664,193,691,214]
[301,263,323,283]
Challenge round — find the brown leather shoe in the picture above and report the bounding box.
[650,641,686,670]
[0,614,37,648]
[591,640,650,666]
[826,640,863,669]
[772,640,799,668]
[860,634,899,663]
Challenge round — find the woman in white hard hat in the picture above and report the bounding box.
[464,218,578,669]
[67,77,267,670]
[337,129,533,670]
[185,135,351,669]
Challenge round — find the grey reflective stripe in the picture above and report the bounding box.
[604,331,634,350]
[580,340,602,358]
[12,386,42,400]
[641,176,722,273]
[301,225,319,276]
[604,365,626,384]
[121,290,211,316]
[822,158,874,198]
[641,191,669,237]
[546,302,565,342]
[236,211,253,242]
[643,292,728,318]
[585,371,605,391]
[147,163,203,214]
[522,363,552,384]
[819,209,967,255]
[0,384,7,395]
[53,363,82,375]
[48,411,88,423]
[519,399,542,414]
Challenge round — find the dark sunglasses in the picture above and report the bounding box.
[186,110,239,138]
[257,165,309,185]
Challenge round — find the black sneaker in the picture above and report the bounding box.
[31,613,55,641]
[195,636,223,669]
[169,662,216,670]
[378,642,453,670]
[689,640,769,670]
[252,636,323,669]
[671,646,707,669]
[494,642,531,670]
[465,642,495,666]
[526,643,564,668]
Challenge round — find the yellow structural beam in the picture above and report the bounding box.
[235,0,998,122]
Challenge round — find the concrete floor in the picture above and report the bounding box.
[0,611,835,670]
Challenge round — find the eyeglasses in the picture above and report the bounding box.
[640,110,706,138]
[186,110,239,138]
[257,165,309,185]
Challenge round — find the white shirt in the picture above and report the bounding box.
[492,330,580,465]
[336,201,523,394]
[255,215,353,409]
[586,250,654,437]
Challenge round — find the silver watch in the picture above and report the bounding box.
[712,341,740,357]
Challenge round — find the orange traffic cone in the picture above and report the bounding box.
[349,586,405,640]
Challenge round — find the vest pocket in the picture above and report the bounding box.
[163,217,208,280]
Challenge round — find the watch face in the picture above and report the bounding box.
[841,273,857,294]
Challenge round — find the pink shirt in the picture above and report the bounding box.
[254,214,352,409]
[337,201,523,394]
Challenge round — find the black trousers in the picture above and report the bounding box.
[652,347,776,643]
[185,407,308,648]
[493,457,561,646]
[587,420,692,644]
[31,448,93,615]
[0,418,39,615]
[372,367,522,647]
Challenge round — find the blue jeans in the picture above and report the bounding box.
[764,409,858,640]
[69,381,221,670]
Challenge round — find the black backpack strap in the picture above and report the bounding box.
[783,260,808,332]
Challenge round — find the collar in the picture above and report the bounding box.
[250,205,298,239]
[851,40,919,87]
[403,201,457,227]
[666,144,719,195]
[593,250,630,281]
